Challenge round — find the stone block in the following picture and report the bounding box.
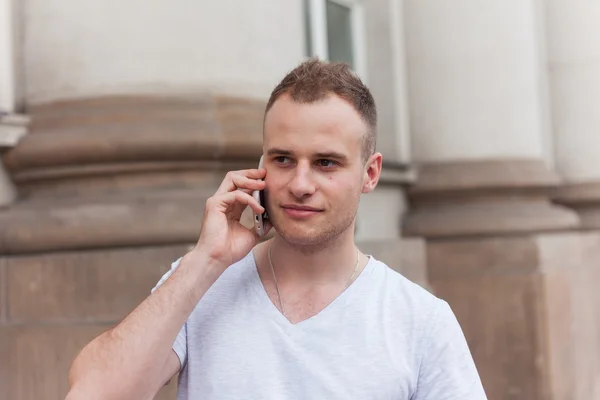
[0,192,208,254]
[0,258,5,323]
[0,323,179,400]
[427,232,600,400]
[427,236,540,279]
[6,245,190,322]
[0,324,109,400]
[432,274,548,400]
[403,159,580,238]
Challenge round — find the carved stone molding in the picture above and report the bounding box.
[0,113,29,207]
[403,159,580,238]
[3,95,265,200]
[0,94,265,253]
[554,182,600,230]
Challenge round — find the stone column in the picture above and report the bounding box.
[542,4,600,396]
[400,1,598,399]
[402,0,577,238]
[546,1,600,230]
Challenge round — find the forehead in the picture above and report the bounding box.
[263,94,366,154]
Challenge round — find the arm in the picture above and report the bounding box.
[65,169,269,400]
[412,301,488,400]
[66,250,224,400]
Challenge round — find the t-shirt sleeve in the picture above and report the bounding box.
[151,257,187,370]
[412,301,487,400]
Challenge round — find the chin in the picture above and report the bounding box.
[273,220,349,248]
[279,231,324,247]
[273,223,315,243]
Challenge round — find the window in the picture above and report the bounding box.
[304,0,367,78]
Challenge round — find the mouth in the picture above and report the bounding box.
[281,204,324,218]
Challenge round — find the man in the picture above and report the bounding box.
[66,59,487,399]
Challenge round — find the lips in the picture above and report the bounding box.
[281,204,324,218]
[281,204,323,212]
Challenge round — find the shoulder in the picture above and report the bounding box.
[366,258,456,346]
[369,257,445,314]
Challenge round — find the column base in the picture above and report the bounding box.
[554,182,600,230]
[404,159,580,238]
[0,113,29,207]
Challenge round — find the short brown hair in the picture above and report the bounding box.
[265,58,377,163]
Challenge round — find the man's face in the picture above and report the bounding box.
[262,93,379,247]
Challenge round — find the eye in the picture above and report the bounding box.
[274,156,291,164]
[317,159,337,168]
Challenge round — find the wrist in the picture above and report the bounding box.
[183,246,229,278]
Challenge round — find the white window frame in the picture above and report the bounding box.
[306,0,368,80]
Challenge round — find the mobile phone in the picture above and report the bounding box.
[252,156,269,236]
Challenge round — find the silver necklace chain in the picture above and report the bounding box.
[267,244,361,317]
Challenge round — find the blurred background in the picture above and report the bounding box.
[1,0,600,399]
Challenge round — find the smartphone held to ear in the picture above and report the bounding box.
[252,156,269,237]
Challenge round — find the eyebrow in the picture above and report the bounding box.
[266,148,348,161]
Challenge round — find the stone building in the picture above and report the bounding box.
[1,0,599,399]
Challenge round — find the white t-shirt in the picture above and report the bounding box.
[152,251,487,399]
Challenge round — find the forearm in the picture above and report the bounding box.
[68,250,224,399]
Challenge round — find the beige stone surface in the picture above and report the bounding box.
[12,162,229,200]
[0,244,194,399]
[536,233,600,399]
[0,324,110,400]
[545,0,600,183]
[404,0,549,163]
[404,159,579,238]
[22,0,305,103]
[0,258,5,323]
[0,192,206,254]
[427,236,540,279]
[5,245,189,322]
[0,114,28,207]
[3,95,264,174]
[433,274,548,400]
[409,159,561,193]
[428,232,600,400]
[554,182,600,230]
[0,323,179,400]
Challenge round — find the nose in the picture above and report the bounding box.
[287,161,317,199]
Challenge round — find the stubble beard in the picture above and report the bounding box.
[269,202,359,254]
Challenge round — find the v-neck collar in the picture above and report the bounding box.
[248,249,376,331]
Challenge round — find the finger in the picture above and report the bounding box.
[214,190,265,217]
[229,175,266,194]
[216,169,266,194]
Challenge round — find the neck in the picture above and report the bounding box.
[268,227,360,286]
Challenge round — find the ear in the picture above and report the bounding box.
[361,152,383,194]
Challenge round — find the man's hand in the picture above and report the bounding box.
[193,167,272,269]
